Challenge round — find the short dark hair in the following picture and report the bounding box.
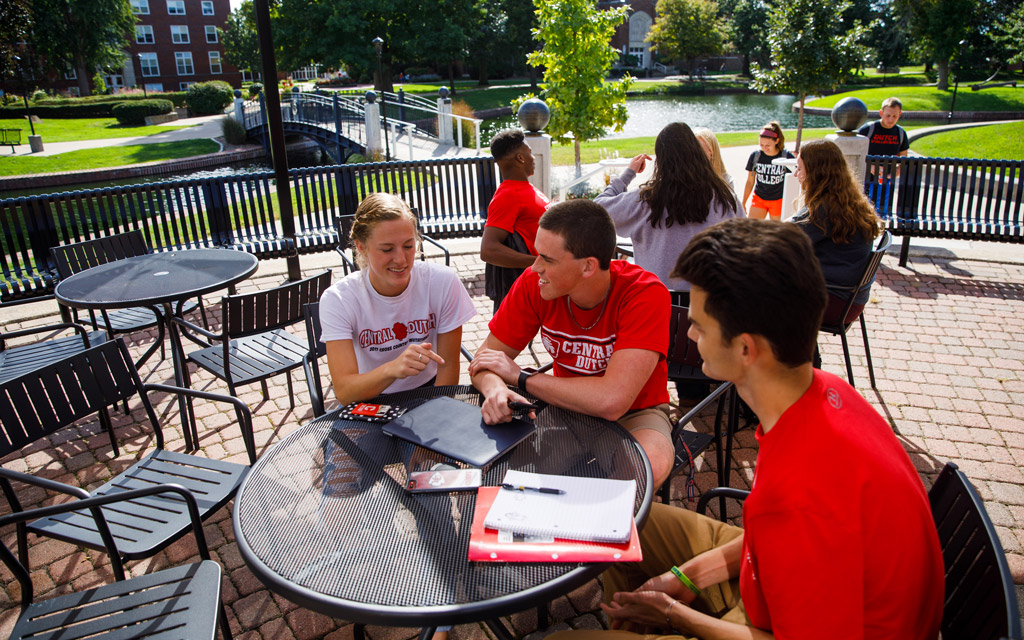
[539,199,616,270]
[489,128,526,162]
[672,218,827,367]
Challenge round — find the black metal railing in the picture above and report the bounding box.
[0,157,497,305]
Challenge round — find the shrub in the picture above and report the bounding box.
[185,81,234,115]
[451,99,478,147]
[111,99,174,125]
[31,89,48,102]
[221,116,248,144]
[91,74,107,96]
[247,82,263,98]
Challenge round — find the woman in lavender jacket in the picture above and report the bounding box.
[594,122,744,294]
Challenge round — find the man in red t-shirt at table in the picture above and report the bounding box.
[469,198,674,488]
[547,218,944,640]
[481,128,550,313]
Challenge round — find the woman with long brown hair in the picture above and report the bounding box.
[594,121,743,293]
[792,139,883,321]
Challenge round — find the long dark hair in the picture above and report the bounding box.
[639,122,737,228]
[799,140,881,244]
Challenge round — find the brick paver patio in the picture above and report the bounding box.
[2,246,1023,638]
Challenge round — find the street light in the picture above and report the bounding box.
[372,36,391,161]
[136,54,147,97]
[947,39,968,125]
[11,55,35,136]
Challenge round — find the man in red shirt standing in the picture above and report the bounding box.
[546,218,944,639]
[469,199,675,488]
[481,129,550,313]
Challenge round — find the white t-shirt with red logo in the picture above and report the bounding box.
[489,261,670,413]
[319,261,477,393]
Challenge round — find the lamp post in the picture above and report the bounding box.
[947,39,968,125]
[11,55,35,136]
[136,54,147,97]
[372,36,391,161]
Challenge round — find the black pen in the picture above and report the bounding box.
[507,399,540,412]
[500,483,565,495]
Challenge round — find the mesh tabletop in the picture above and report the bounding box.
[233,385,653,626]
[54,249,258,309]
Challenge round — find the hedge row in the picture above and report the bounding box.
[34,92,189,107]
[0,92,190,118]
[112,99,175,125]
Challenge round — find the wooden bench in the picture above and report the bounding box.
[0,128,21,152]
[866,156,1024,266]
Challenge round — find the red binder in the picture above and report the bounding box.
[468,487,643,563]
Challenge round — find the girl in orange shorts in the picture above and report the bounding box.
[742,121,795,219]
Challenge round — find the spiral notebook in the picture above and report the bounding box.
[483,470,636,544]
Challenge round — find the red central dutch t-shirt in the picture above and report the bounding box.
[488,261,670,413]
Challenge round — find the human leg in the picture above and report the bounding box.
[619,404,675,489]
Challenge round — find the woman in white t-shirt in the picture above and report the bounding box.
[320,193,477,405]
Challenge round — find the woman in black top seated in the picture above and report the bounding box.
[792,139,883,325]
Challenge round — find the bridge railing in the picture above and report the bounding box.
[0,157,497,306]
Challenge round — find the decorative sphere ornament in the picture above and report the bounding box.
[234,89,242,98]
[831,97,868,132]
[517,98,550,133]
[364,91,377,104]
[438,87,449,99]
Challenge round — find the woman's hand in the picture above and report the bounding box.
[629,153,652,174]
[391,342,444,380]
[602,589,678,632]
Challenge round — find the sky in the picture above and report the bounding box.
[229,0,243,10]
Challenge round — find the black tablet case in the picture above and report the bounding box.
[381,396,536,467]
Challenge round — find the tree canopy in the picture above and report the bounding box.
[991,2,1024,65]
[647,0,727,75]
[751,0,868,150]
[0,0,32,89]
[526,0,632,175]
[220,0,261,77]
[897,0,980,89]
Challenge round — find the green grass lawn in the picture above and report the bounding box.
[911,121,1024,161]
[807,86,1024,112]
[0,117,192,143]
[0,140,220,176]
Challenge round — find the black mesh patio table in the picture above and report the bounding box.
[233,384,653,635]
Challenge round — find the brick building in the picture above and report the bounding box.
[602,0,657,72]
[51,0,241,96]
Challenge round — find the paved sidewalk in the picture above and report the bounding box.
[2,243,1024,638]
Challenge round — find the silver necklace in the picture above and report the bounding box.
[566,289,610,331]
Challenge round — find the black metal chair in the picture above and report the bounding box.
[0,481,233,640]
[175,269,332,410]
[303,301,475,418]
[0,321,106,386]
[818,230,892,389]
[50,230,208,367]
[0,338,254,587]
[697,462,1022,640]
[663,304,740,504]
[334,211,450,276]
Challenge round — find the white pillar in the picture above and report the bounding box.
[780,173,799,220]
[234,96,244,123]
[437,97,453,144]
[364,101,382,159]
[826,132,870,186]
[524,133,552,198]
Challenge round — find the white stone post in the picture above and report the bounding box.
[826,132,870,186]
[437,96,453,144]
[234,93,245,124]
[524,133,552,198]
[364,97,382,160]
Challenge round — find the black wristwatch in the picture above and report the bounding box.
[518,368,535,391]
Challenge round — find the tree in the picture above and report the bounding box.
[897,0,980,89]
[526,0,632,177]
[220,0,261,78]
[750,0,868,150]
[720,0,771,77]
[989,1,1024,66]
[29,0,135,95]
[647,0,727,77]
[0,0,32,89]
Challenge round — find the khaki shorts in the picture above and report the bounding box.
[618,403,673,442]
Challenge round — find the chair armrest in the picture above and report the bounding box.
[0,321,94,350]
[334,246,357,275]
[170,315,220,346]
[674,382,733,432]
[142,383,257,464]
[303,353,326,418]
[421,234,451,266]
[696,487,750,517]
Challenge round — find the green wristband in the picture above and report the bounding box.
[670,565,702,596]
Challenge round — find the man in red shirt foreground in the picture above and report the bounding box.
[469,199,675,488]
[548,218,944,639]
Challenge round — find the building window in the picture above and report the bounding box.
[179,81,195,91]
[139,52,160,77]
[145,83,164,93]
[136,25,155,44]
[201,1,214,15]
[64,65,77,80]
[170,25,190,43]
[167,0,185,15]
[205,25,218,43]
[209,51,223,74]
[131,0,150,15]
[175,52,194,75]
